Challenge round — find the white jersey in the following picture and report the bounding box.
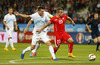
[30,12,50,34]
[3,14,16,29]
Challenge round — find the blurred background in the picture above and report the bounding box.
[0,0,100,44]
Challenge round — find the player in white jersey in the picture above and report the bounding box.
[14,7,58,61]
[29,9,54,57]
[3,8,18,51]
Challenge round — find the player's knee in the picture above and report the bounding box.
[69,39,74,43]
[31,45,35,50]
[46,41,51,46]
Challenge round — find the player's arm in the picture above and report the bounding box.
[67,17,75,26]
[51,24,54,30]
[86,21,92,33]
[14,12,30,18]
[86,24,92,33]
[3,21,9,30]
[36,20,51,33]
[24,20,32,33]
[14,21,18,30]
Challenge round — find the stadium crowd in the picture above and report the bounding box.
[0,0,99,24]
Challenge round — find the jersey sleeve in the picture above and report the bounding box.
[50,17,54,23]
[45,12,53,18]
[14,15,17,22]
[64,14,68,19]
[3,15,7,21]
[87,20,92,25]
[30,14,35,21]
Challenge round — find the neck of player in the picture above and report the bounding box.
[9,13,12,15]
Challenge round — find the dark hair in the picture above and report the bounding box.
[8,7,13,10]
[94,12,98,14]
[38,7,44,11]
[56,7,63,13]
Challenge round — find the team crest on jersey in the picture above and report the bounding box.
[59,20,63,24]
[62,17,64,19]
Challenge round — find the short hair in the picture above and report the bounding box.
[56,7,63,13]
[94,12,98,15]
[8,7,13,10]
[38,7,44,11]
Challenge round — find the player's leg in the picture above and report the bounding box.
[21,45,36,59]
[63,32,76,58]
[45,41,59,60]
[21,34,37,59]
[97,36,100,51]
[41,34,59,61]
[30,41,41,57]
[53,36,61,54]
[4,39,9,51]
[4,30,10,51]
[91,32,99,51]
[9,31,16,51]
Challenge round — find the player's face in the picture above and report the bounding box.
[58,10,63,17]
[94,13,98,19]
[38,9,44,16]
[8,9,13,14]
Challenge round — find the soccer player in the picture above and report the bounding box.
[36,7,76,58]
[15,7,58,61]
[86,13,100,52]
[3,8,18,51]
[29,5,54,57]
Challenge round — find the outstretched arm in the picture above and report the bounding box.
[36,20,51,33]
[24,20,32,33]
[14,12,30,18]
[67,17,75,26]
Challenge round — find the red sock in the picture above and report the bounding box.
[53,47,59,54]
[68,42,73,53]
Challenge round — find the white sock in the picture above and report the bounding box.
[5,39,9,48]
[49,45,56,59]
[32,43,41,53]
[23,46,31,54]
[9,39,14,48]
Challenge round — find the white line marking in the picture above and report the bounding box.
[8,57,100,64]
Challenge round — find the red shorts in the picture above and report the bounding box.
[54,32,71,47]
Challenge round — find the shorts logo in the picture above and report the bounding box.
[76,33,84,44]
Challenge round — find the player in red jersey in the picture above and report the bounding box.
[36,7,76,58]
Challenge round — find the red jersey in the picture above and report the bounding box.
[50,14,68,36]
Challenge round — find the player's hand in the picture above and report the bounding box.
[72,22,75,26]
[36,29,41,33]
[89,30,92,33]
[15,27,18,31]
[24,28,27,33]
[14,12,19,16]
[7,27,9,30]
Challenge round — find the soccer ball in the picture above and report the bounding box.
[88,54,96,61]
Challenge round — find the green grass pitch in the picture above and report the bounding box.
[0,43,100,65]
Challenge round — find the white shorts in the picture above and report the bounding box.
[31,32,50,45]
[6,28,13,38]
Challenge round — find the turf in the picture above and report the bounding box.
[0,43,100,65]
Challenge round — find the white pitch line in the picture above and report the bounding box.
[8,57,100,64]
